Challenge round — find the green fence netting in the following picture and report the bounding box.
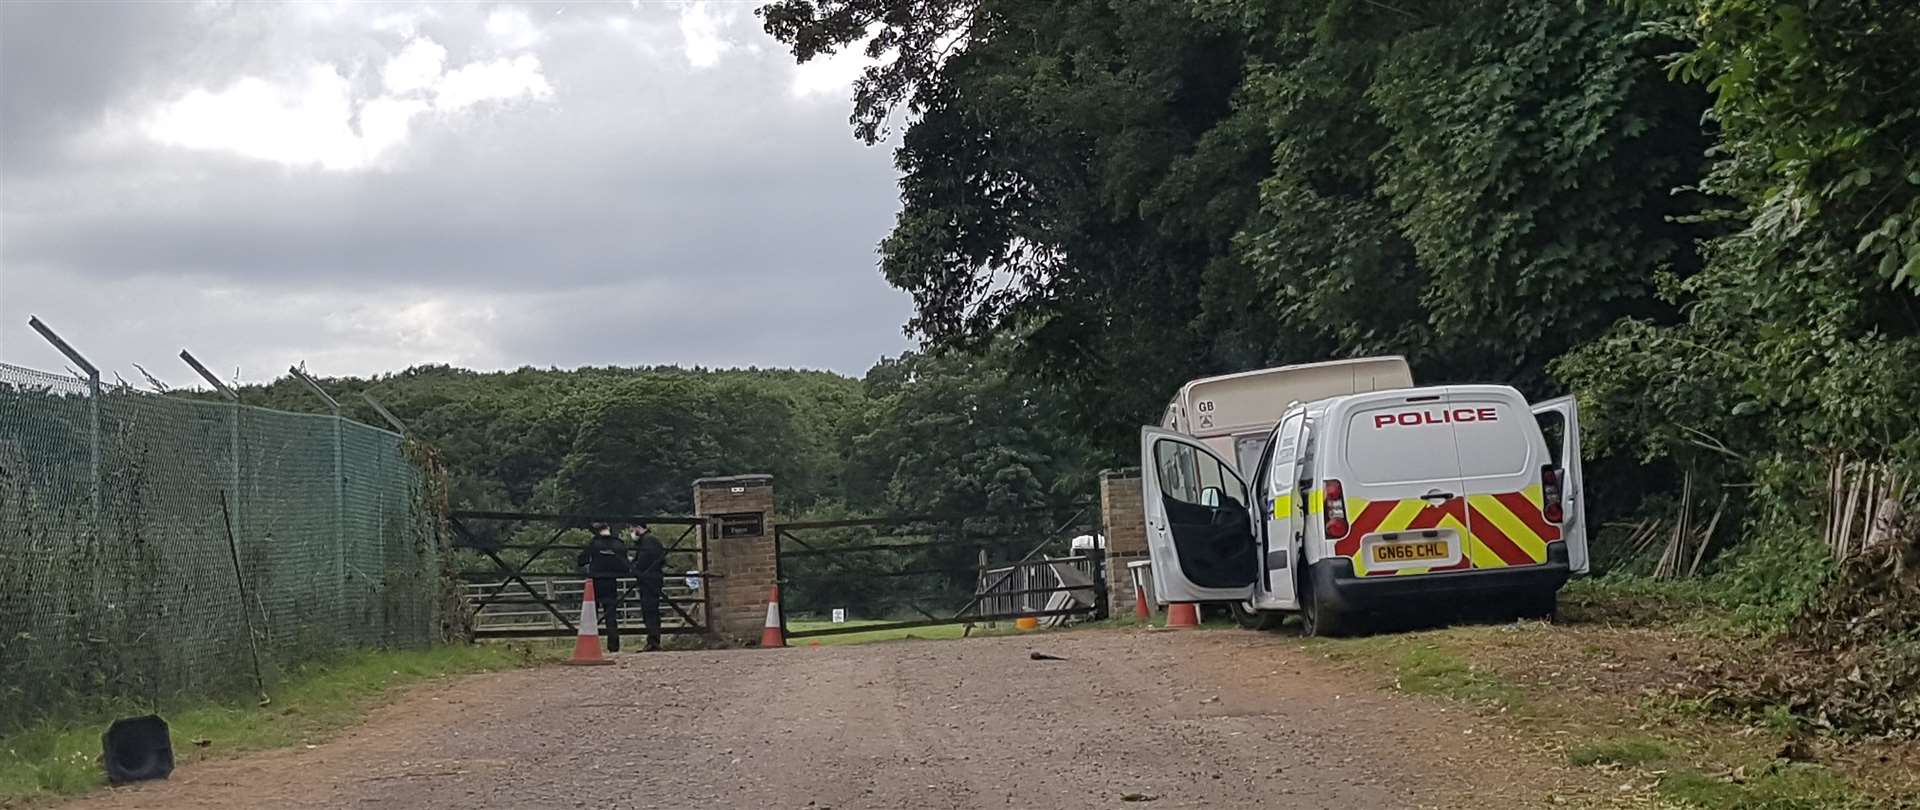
[0,362,441,732]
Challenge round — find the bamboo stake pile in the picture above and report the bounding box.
[1825,455,1906,564]
[1603,457,1911,576]
[1642,471,1731,580]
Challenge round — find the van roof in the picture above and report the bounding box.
[1300,383,1526,412]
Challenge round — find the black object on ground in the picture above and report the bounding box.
[103,714,175,784]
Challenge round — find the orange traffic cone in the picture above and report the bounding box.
[760,586,787,648]
[565,580,616,666]
[1134,583,1151,620]
[1165,602,1201,629]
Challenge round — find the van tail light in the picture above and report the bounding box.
[1324,478,1349,539]
[1541,465,1565,524]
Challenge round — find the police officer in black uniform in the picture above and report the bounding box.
[628,523,667,652]
[575,522,630,652]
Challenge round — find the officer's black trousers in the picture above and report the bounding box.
[635,583,662,650]
[592,577,622,653]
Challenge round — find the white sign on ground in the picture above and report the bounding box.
[831,608,846,624]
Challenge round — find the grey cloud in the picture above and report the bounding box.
[0,0,197,166]
[0,1,913,383]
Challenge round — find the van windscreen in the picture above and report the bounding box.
[1343,402,1463,485]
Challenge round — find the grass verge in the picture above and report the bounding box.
[1567,737,1672,767]
[1294,583,1912,808]
[1656,764,1872,810]
[0,643,544,805]
[1388,644,1527,707]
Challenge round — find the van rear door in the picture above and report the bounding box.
[1532,396,1589,574]
[1336,392,1471,576]
[1450,387,1559,570]
[1139,427,1257,602]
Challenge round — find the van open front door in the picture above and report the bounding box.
[1531,396,1589,575]
[1140,427,1257,603]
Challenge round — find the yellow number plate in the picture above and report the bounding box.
[1372,541,1448,564]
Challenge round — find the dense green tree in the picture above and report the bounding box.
[843,343,1096,515]
[785,344,1100,618]
[761,0,1711,465]
[1634,0,1920,288]
[763,0,1920,615]
[232,365,865,514]
[1553,2,1920,604]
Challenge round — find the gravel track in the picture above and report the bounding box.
[64,629,1613,809]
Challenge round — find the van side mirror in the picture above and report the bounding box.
[1200,486,1222,508]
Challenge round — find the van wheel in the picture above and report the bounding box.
[1300,580,1349,638]
[1229,600,1282,631]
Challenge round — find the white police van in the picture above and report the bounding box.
[1142,384,1586,635]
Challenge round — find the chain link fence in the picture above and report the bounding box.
[0,362,442,732]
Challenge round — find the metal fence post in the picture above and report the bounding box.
[28,317,102,533]
[181,350,242,550]
[360,392,409,436]
[361,390,409,631]
[334,418,343,592]
[88,374,101,531]
[290,366,346,611]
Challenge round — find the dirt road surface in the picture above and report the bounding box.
[66,629,1618,809]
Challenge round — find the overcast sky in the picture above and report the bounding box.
[0,0,913,388]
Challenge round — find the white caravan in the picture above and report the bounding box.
[1161,357,1414,476]
[1141,384,1587,635]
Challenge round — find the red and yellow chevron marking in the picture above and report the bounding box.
[1463,486,1561,570]
[1333,485,1560,577]
[1335,496,1469,577]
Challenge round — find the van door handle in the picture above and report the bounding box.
[1419,491,1455,502]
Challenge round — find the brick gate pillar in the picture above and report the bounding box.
[694,474,777,645]
[1099,468,1149,617]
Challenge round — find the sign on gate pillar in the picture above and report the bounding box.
[693,475,776,644]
